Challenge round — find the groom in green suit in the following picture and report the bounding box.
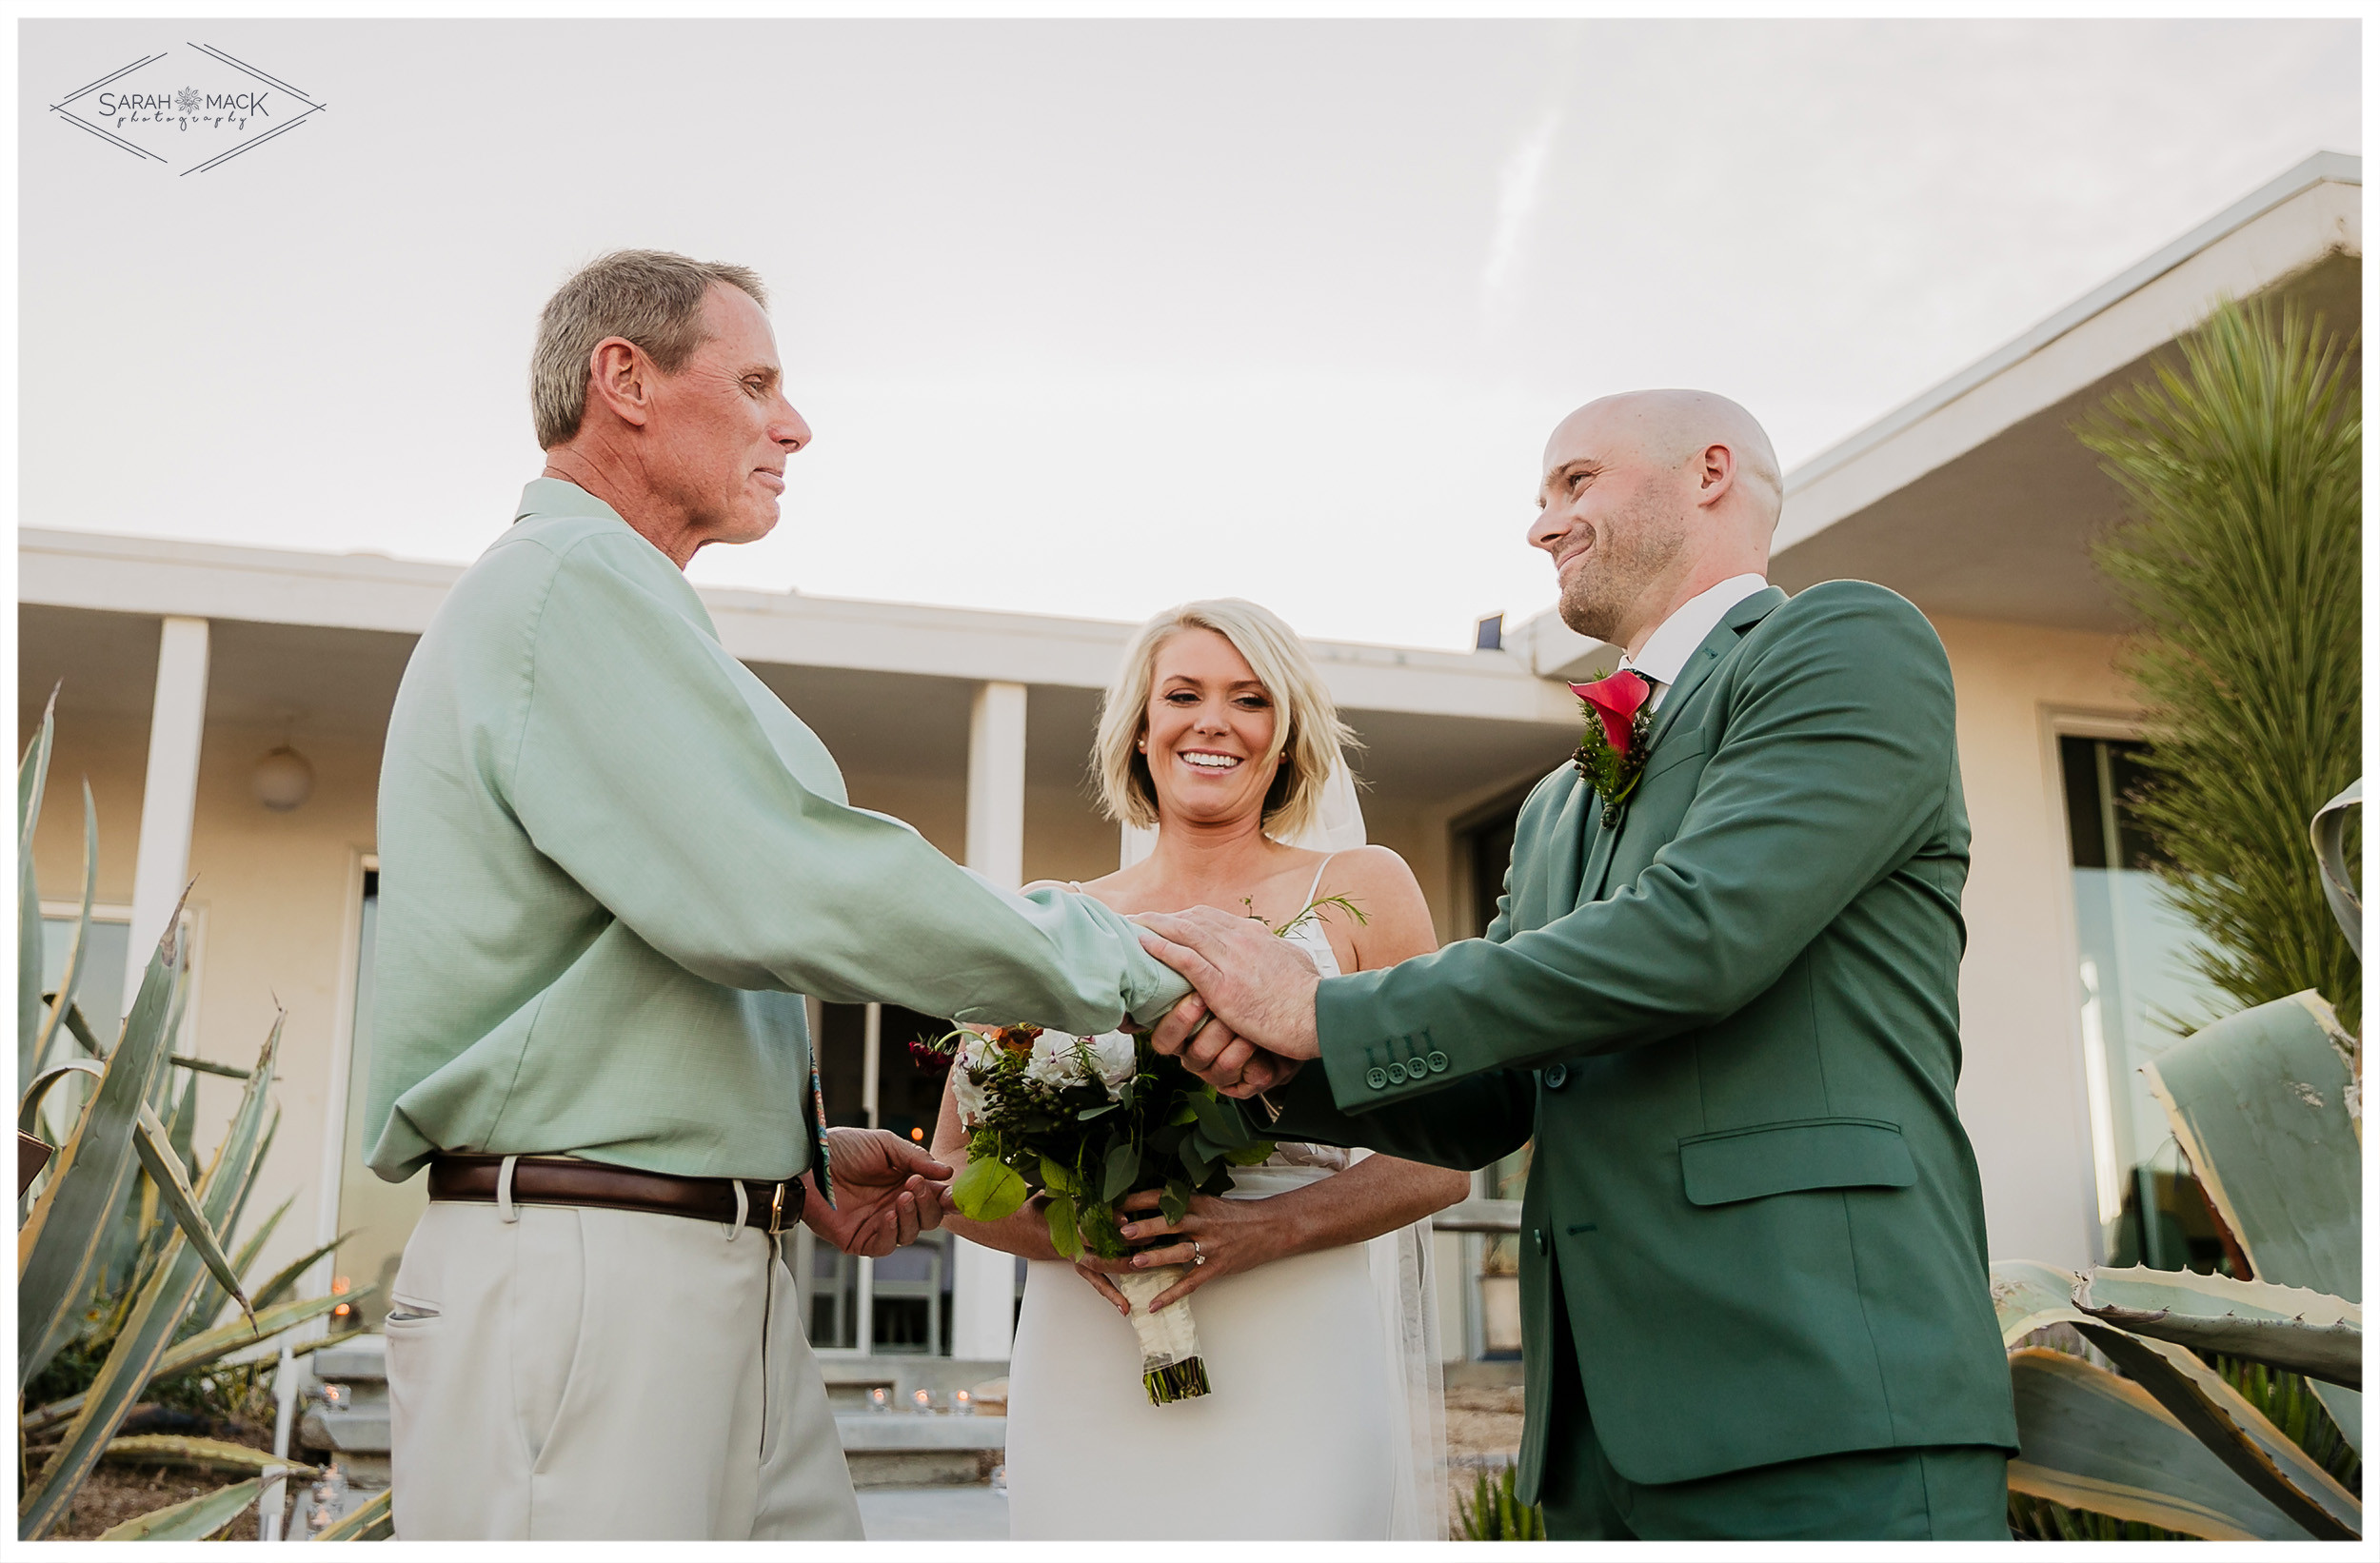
[1137,390,2017,1540]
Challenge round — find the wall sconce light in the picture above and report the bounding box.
[252,745,314,812]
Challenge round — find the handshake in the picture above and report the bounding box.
[818,904,1323,1259]
[1132,906,1329,1099]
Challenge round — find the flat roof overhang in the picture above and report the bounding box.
[1501,151,2361,677]
[1772,154,2360,634]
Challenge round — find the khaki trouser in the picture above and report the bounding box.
[385,1196,863,1540]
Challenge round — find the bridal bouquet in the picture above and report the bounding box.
[924,892,1361,1404]
[925,1021,1273,1404]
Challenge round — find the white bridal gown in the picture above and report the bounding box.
[1004,852,1449,1540]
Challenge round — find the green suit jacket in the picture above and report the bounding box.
[1273,581,2017,1495]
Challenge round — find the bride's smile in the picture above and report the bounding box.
[1141,628,1282,824]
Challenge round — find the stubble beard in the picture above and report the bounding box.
[1556,500,1687,644]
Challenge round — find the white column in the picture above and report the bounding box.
[122,616,210,1014]
[951,681,1028,1360]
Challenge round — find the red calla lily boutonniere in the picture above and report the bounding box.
[1569,669,1654,828]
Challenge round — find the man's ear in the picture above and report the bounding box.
[585,337,653,429]
[1695,442,1736,508]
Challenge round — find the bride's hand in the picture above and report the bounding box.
[1110,1187,1281,1311]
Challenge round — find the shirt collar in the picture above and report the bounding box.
[1622,573,1771,687]
[515,476,629,525]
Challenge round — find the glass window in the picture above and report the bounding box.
[806,999,966,1355]
[37,914,132,1049]
[2059,737,2231,1273]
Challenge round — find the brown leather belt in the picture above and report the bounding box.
[427,1155,803,1234]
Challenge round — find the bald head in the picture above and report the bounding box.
[1528,388,1781,652]
[1544,389,1782,530]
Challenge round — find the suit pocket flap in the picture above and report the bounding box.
[1677,1118,1915,1207]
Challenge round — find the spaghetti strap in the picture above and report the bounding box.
[1302,852,1337,908]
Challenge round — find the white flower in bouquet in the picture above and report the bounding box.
[950,1032,999,1124]
[1018,1028,1136,1100]
[1086,1030,1137,1093]
[1021,1031,1086,1092]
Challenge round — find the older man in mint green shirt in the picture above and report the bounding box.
[370,251,1189,1542]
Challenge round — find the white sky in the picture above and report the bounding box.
[18,17,2361,650]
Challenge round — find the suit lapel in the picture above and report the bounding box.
[1573,586,1785,910]
[1642,586,1784,756]
[1535,776,1591,931]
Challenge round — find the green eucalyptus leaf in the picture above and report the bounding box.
[1225,1139,1275,1167]
[951,1156,1030,1221]
[1044,1194,1080,1259]
[1101,1138,1139,1202]
[1039,1155,1078,1197]
[1190,1094,1251,1149]
[1167,1100,1200,1127]
[1180,1139,1212,1186]
[1160,1179,1193,1224]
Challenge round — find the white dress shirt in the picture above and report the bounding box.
[1621,573,1770,710]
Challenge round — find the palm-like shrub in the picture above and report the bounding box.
[2077,297,2360,1033]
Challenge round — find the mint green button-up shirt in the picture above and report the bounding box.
[366,480,1188,1183]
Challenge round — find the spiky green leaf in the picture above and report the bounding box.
[2074,1323,2360,1540]
[17,692,56,1085]
[104,1434,318,1479]
[249,1229,358,1316]
[16,896,189,1392]
[18,1058,102,1138]
[2006,1346,2306,1540]
[2077,1267,2360,1390]
[95,1476,268,1541]
[2145,989,2363,1448]
[308,1486,393,1540]
[131,1100,254,1327]
[23,1302,367,1438]
[20,1013,281,1539]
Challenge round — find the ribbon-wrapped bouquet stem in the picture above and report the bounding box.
[927,1021,1272,1404]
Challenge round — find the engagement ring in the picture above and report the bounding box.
[1192,1238,1206,1266]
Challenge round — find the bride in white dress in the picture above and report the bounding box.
[931,599,1465,1540]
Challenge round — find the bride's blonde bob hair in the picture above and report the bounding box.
[1094,599,1358,844]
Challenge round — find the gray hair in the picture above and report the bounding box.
[529,249,769,449]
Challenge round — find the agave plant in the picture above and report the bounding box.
[17,698,366,1540]
[1993,988,2362,1540]
[1455,1461,1545,1542]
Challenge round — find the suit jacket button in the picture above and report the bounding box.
[1544,1063,1569,1090]
[1365,1066,1388,1090]
[1386,1060,1409,1084]
[1426,1051,1450,1074]
[1533,1227,1548,1256]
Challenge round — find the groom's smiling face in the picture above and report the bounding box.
[1531,401,1691,645]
